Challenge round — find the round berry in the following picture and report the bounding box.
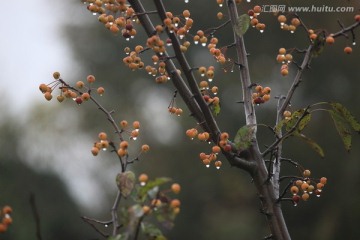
[98,132,107,140]
[303,169,311,177]
[141,144,150,152]
[142,205,151,215]
[171,183,181,194]
[302,192,310,201]
[53,71,60,79]
[87,75,95,83]
[2,206,12,214]
[355,15,360,22]
[344,46,353,54]
[170,199,181,208]
[326,36,335,45]
[290,185,299,195]
[320,177,327,185]
[138,173,148,183]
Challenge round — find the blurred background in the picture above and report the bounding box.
[0,0,359,239]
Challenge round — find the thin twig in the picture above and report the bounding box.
[30,193,43,240]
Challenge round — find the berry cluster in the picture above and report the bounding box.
[39,72,105,104]
[248,5,266,33]
[252,85,271,105]
[277,14,301,33]
[276,48,293,76]
[91,121,146,157]
[138,174,182,217]
[84,0,139,40]
[0,205,13,233]
[168,91,183,116]
[289,170,327,206]
[199,147,222,169]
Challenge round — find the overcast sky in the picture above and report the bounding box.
[0,0,84,114]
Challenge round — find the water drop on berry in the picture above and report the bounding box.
[206,164,210,168]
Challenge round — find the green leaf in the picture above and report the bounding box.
[138,178,171,201]
[116,171,136,197]
[329,110,352,151]
[285,109,311,132]
[293,133,325,157]
[108,235,127,240]
[234,14,250,37]
[213,103,221,116]
[141,222,165,238]
[234,125,255,151]
[330,102,360,133]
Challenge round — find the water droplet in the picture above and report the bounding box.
[219,4,223,7]
[93,13,97,16]
[247,0,251,2]
[185,17,189,20]
[201,42,206,47]
[353,42,356,46]
[175,23,179,27]
[249,16,253,19]
[194,41,199,44]
[131,137,137,141]
[126,38,130,41]
[201,73,205,77]
[167,43,172,46]
[293,203,297,207]
[102,148,107,151]
[179,35,184,39]
[260,30,264,33]
[208,141,211,144]
[185,0,189,3]
[105,224,108,228]
[290,31,294,34]
[216,166,220,169]
[140,182,146,186]
[206,164,210,168]
[316,194,321,197]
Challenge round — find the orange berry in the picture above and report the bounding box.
[281,68,289,76]
[97,87,105,95]
[262,94,270,102]
[131,130,139,139]
[290,185,299,195]
[2,206,12,214]
[295,180,303,187]
[0,223,7,233]
[91,147,99,156]
[326,36,335,45]
[253,5,262,13]
[170,199,181,208]
[283,110,292,118]
[344,46,353,54]
[175,108,183,116]
[220,132,229,140]
[76,81,85,88]
[141,144,150,152]
[277,15,286,23]
[98,132,107,140]
[309,33,317,40]
[278,48,286,55]
[138,173,148,184]
[117,148,127,157]
[255,85,263,92]
[53,71,60,79]
[133,121,140,129]
[57,95,65,103]
[291,18,301,27]
[355,15,360,22]
[316,182,324,189]
[301,182,309,191]
[302,192,310,201]
[217,12,223,20]
[81,92,90,101]
[320,177,327,185]
[202,158,211,166]
[87,75,96,83]
[171,183,181,194]
[214,160,222,169]
[212,145,221,154]
[183,9,190,18]
[120,120,128,128]
[44,92,53,101]
[2,216,12,225]
[303,169,311,177]
[262,87,271,94]
[142,205,151,215]
[119,141,129,149]
[186,128,198,139]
